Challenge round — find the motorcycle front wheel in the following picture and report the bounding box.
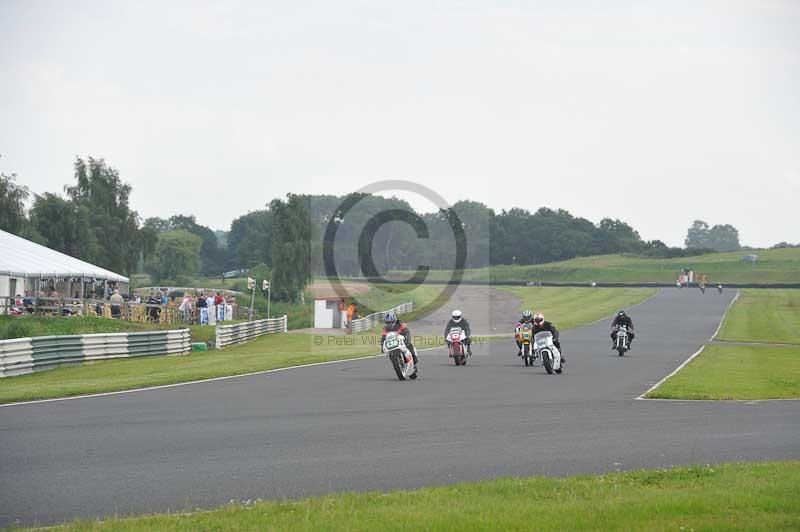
[390,353,406,381]
[542,350,555,374]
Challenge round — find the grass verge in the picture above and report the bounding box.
[499,286,658,330]
[43,461,800,531]
[645,343,800,400]
[716,289,800,344]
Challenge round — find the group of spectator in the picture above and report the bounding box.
[7,286,239,325]
[175,292,238,323]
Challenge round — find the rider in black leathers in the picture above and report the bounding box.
[444,309,472,356]
[610,310,635,349]
[532,312,564,363]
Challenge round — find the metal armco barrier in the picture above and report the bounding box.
[350,302,413,333]
[216,315,288,349]
[0,329,191,377]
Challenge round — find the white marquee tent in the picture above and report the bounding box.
[0,229,129,300]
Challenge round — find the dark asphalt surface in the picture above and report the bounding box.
[1,288,798,527]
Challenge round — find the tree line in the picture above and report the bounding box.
[1,157,753,302]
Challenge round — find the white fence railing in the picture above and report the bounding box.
[216,315,288,349]
[350,302,413,333]
[0,329,191,378]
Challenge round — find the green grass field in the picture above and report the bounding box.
[0,315,218,343]
[500,286,658,330]
[43,461,800,531]
[716,289,800,344]
[399,247,800,284]
[646,344,800,400]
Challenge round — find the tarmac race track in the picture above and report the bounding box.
[1,288,798,526]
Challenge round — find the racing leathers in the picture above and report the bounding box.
[533,320,564,362]
[610,315,635,346]
[381,321,418,365]
[444,317,472,355]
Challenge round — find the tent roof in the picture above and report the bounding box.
[0,230,129,282]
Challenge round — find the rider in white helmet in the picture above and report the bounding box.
[444,309,472,355]
[532,311,564,363]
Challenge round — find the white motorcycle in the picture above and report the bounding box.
[446,326,468,366]
[534,331,563,374]
[614,324,629,357]
[383,331,418,381]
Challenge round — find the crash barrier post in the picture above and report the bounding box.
[0,329,191,377]
[350,302,413,333]
[215,315,288,349]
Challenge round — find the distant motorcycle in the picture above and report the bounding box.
[383,332,418,381]
[447,326,468,366]
[717,284,723,294]
[613,324,630,357]
[517,322,537,367]
[534,331,563,374]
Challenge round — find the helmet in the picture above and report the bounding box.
[451,309,463,323]
[533,312,545,324]
[521,309,533,322]
[617,310,627,319]
[384,311,398,326]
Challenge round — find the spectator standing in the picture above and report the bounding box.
[346,301,357,328]
[178,294,193,322]
[109,289,124,319]
[146,292,161,322]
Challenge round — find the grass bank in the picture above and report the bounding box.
[44,461,800,531]
[646,343,800,400]
[500,286,658,330]
[716,289,800,344]
[397,247,800,284]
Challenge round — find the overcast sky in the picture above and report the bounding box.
[1,0,798,247]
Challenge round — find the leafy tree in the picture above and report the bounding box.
[227,210,272,270]
[270,194,312,301]
[29,193,100,260]
[65,157,143,275]
[145,230,202,284]
[685,220,711,249]
[707,224,740,252]
[144,215,224,275]
[685,220,740,252]
[0,173,29,236]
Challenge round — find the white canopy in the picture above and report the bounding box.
[0,229,129,282]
